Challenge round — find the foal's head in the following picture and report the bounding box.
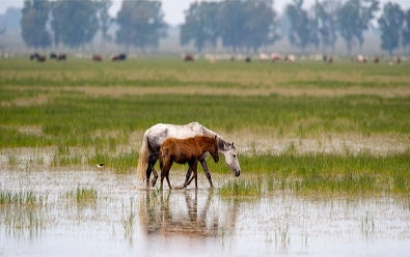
[209,135,219,163]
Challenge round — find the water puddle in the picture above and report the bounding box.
[1,170,410,256]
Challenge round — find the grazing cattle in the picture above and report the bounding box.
[184,54,194,62]
[374,56,379,64]
[50,52,57,59]
[284,55,296,62]
[57,54,67,61]
[36,55,46,62]
[327,56,333,64]
[30,53,46,62]
[272,55,281,62]
[245,57,251,63]
[258,53,269,61]
[356,55,367,63]
[30,53,40,61]
[92,55,103,62]
[112,53,126,61]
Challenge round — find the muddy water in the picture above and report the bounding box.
[1,170,410,256]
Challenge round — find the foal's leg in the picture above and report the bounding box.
[183,166,194,188]
[160,160,173,190]
[186,161,199,189]
[193,161,199,189]
[199,157,214,188]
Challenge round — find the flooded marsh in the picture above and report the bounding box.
[1,58,409,255]
[1,169,410,256]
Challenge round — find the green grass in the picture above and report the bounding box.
[0,190,43,205]
[66,186,98,203]
[1,57,409,195]
[219,151,410,197]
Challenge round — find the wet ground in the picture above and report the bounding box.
[1,169,410,256]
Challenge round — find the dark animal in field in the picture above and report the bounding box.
[57,54,67,61]
[112,53,126,61]
[328,56,333,64]
[245,57,251,63]
[184,54,194,61]
[50,52,57,59]
[92,55,103,62]
[159,135,219,190]
[30,53,40,61]
[36,55,46,62]
[272,55,281,62]
[30,53,46,62]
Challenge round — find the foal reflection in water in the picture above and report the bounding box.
[139,190,238,237]
[159,135,219,190]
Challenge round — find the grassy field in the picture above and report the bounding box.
[0,56,409,196]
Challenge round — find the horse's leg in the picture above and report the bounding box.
[199,158,214,188]
[147,154,159,187]
[165,168,172,190]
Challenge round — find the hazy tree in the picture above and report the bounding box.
[402,9,410,54]
[286,0,318,53]
[242,0,280,51]
[219,0,279,52]
[115,0,167,51]
[21,0,51,49]
[0,7,22,31]
[218,0,246,51]
[314,0,340,54]
[378,2,403,55]
[51,0,99,49]
[338,0,379,54]
[180,1,220,52]
[97,0,113,46]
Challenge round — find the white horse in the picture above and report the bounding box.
[136,122,241,188]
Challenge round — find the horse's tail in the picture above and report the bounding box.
[136,134,150,183]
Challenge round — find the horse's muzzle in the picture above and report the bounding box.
[234,169,241,177]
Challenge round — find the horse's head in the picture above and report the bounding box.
[218,138,241,177]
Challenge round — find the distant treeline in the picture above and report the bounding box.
[16,0,410,55]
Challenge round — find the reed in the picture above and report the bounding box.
[66,186,97,203]
[219,178,262,198]
[0,190,39,205]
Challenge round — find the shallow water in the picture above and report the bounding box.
[1,170,410,257]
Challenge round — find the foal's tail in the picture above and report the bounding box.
[136,134,149,183]
[159,148,164,171]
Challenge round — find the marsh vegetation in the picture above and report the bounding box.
[1,56,408,196]
[1,56,409,255]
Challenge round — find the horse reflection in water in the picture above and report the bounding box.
[139,190,238,237]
